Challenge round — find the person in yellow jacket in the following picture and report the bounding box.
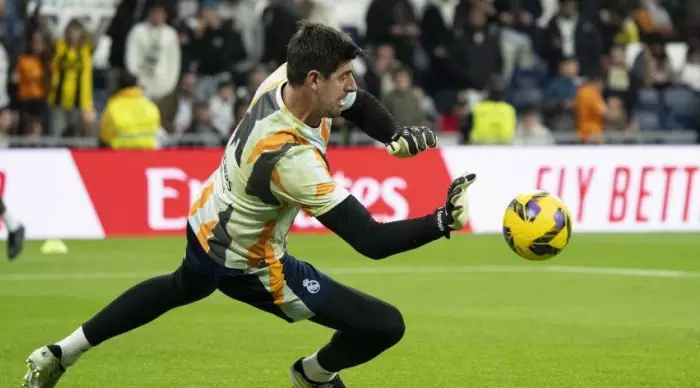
[99,72,162,149]
[468,91,516,145]
[47,19,96,137]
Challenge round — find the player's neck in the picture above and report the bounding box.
[282,83,323,128]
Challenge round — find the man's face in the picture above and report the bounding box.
[561,0,577,17]
[181,73,197,96]
[560,59,579,78]
[314,61,357,118]
[469,8,487,28]
[149,7,166,26]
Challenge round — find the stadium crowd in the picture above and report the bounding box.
[0,0,698,148]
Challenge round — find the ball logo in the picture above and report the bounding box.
[302,279,320,294]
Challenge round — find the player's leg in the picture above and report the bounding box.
[23,227,218,387]
[0,196,25,260]
[213,252,404,386]
[291,277,405,386]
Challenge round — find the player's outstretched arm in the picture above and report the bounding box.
[340,89,437,158]
[316,173,477,260]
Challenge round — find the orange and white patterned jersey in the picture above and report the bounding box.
[187,63,356,271]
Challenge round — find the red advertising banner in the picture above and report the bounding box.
[71,148,456,237]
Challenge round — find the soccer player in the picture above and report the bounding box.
[23,22,476,388]
[1,197,25,260]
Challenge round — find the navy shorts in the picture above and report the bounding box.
[184,225,332,323]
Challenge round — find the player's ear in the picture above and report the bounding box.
[307,70,321,91]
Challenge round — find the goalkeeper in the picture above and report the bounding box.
[24,22,477,388]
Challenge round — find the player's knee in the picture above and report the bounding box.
[375,304,405,348]
[171,264,216,301]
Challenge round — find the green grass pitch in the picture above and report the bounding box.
[2,233,699,387]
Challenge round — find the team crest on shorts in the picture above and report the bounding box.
[302,279,321,294]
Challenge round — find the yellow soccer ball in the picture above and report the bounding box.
[502,191,573,261]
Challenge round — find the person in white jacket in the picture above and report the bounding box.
[125,1,180,131]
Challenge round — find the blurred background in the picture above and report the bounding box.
[1,0,699,149]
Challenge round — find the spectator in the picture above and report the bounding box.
[495,0,542,37]
[468,89,517,144]
[177,23,196,75]
[0,0,20,44]
[606,45,638,120]
[365,0,421,70]
[14,30,51,138]
[632,35,677,88]
[543,57,579,131]
[173,73,197,133]
[413,86,439,127]
[246,66,269,98]
[634,0,675,38]
[448,4,503,108]
[192,3,247,101]
[184,100,220,144]
[234,97,250,125]
[542,0,603,77]
[364,44,401,99]
[125,1,180,132]
[47,19,95,137]
[99,72,161,149]
[420,0,458,95]
[494,0,542,82]
[514,105,555,145]
[576,73,606,144]
[679,46,700,92]
[217,0,264,73]
[106,0,149,94]
[209,76,236,139]
[381,67,425,126]
[261,0,301,69]
[600,0,639,51]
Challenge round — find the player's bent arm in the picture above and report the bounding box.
[340,89,400,143]
[271,147,474,260]
[316,195,444,260]
[341,89,438,158]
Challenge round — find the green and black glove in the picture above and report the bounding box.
[386,126,438,158]
[435,173,477,238]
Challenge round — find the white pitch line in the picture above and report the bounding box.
[1,265,699,281]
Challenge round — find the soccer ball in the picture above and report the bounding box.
[502,191,573,261]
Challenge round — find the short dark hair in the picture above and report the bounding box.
[286,21,364,86]
[117,71,139,90]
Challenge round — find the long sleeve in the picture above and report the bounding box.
[124,24,140,76]
[80,44,93,110]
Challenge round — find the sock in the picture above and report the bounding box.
[55,326,93,367]
[302,351,337,383]
[1,210,20,232]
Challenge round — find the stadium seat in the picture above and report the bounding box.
[511,88,543,109]
[663,86,699,119]
[633,110,661,131]
[637,88,662,112]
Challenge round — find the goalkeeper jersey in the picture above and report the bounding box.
[187,63,355,271]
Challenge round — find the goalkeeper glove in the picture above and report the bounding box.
[435,173,477,238]
[386,126,438,158]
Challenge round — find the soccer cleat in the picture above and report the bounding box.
[7,224,25,260]
[289,358,346,387]
[23,346,65,388]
